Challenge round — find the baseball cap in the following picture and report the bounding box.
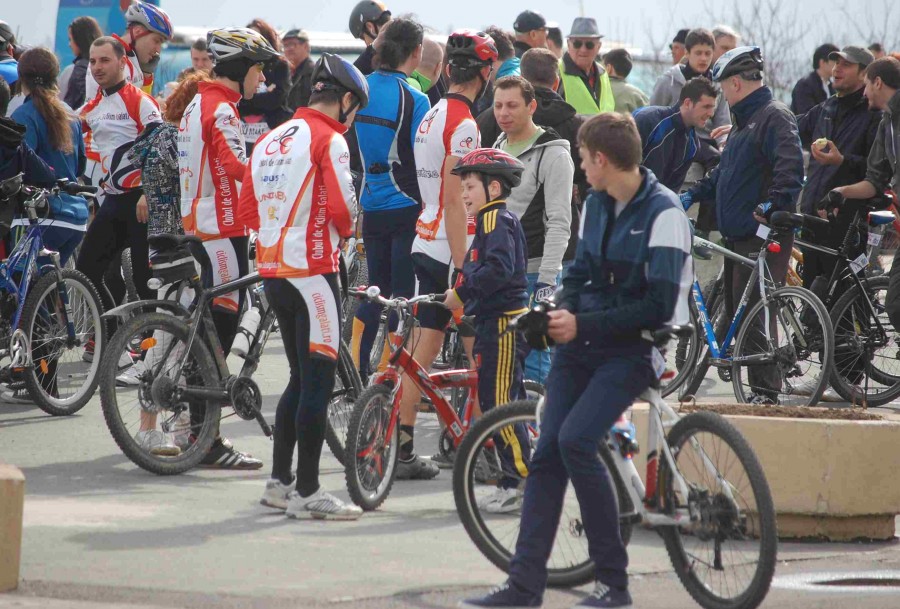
[829,45,875,68]
[514,10,547,34]
[672,28,690,45]
[283,29,310,42]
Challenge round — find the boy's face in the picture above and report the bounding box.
[461,174,489,215]
[579,144,608,191]
[687,43,714,74]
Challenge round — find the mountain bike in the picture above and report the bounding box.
[678,212,835,406]
[0,174,103,415]
[343,285,487,511]
[795,205,900,405]
[98,233,361,474]
[453,325,778,609]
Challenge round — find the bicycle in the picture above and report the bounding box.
[97,233,362,474]
[0,174,104,415]
[453,325,778,609]
[794,204,900,405]
[343,285,488,510]
[677,212,835,406]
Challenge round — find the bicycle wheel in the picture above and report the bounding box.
[731,286,833,407]
[661,302,700,397]
[829,276,900,405]
[325,341,363,465]
[680,294,726,400]
[658,411,777,609]
[523,379,544,400]
[21,269,104,416]
[99,312,221,475]
[340,250,367,343]
[453,400,633,589]
[121,247,139,303]
[344,383,399,510]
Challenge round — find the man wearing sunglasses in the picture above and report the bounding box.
[558,17,614,115]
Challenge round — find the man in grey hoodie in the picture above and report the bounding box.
[491,75,574,383]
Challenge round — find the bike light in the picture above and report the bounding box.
[767,242,781,253]
[141,337,157,350]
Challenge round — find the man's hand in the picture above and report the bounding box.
[547,309,577,344]
[816,190,845,219]
[710,124,732,146]
[442,288,463,311]
[136,195,149,224]
[810,139,844,166]
[753,201,773,225]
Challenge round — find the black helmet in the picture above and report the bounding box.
[451,148,525,189]
[712,46,764,82]
[312,53,370,109]
[349,1,391,40]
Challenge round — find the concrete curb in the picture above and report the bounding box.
[0,464,25,592]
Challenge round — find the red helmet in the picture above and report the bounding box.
[446,29,498,67]
[452,148,525,189]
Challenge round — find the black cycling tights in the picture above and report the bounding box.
[264,274,341,497]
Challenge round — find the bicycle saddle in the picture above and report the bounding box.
[148,234,203,252]
[649,325,694,348]
[868,210,895,226]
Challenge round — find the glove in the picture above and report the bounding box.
[679,191,693,210]
[754,201,774,221]
[817,190,845,212]
[531,282,555,305]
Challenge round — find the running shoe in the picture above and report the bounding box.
[82,339,95,363]
[115,359,147,386]
[458,581,542,608]
[134,430,181,456]
[0,382,31,404]
[748,393,779,406]
[786,377,819,397]
[572,583,632,608]
[284,489,362,521]
[396,455,439,480]
[199,437,263,469]
[430,451,455,469]
[478,487,522,514]
[170,411,192,450]
[260,477,296,510]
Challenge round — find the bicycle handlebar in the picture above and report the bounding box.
[350,285,447,309]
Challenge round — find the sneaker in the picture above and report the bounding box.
[430,451,455,470]
[115,359,147,386]
[82,339,95,363]
[199,437,263,469]
[0,383,31,404]
[822,386,862,403]
[572,583,632,608]
[284,489,362,521]
[260,477,296,510]
[787,377,819,397]
[458,580,542,608]
[170,411,192,450]
[748,393,779,406]
[396,455,440,480]
[478,487,523,514]
[134,429,181,456]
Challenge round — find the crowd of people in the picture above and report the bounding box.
[1,2,900,608]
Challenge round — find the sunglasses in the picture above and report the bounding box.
[571,40,597,50]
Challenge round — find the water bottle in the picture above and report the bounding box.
[231,307,261,358]
[611,412,639,458]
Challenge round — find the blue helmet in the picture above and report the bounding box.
[125,1,174,40]
[711,46,764,82]
[311,53,369,109]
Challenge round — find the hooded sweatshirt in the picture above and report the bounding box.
[494,127,575,284]
[650,63,730,138]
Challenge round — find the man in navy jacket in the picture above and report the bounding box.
[633,76,718,192]
[461,113,692,609]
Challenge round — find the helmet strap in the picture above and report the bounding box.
[475,65,494,102]
[339,95,361,125]
[481,175,492,203]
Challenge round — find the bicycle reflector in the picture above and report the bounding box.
[767,242,781,254]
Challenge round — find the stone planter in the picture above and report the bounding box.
[629,403,900,541]
[0,463,24,592]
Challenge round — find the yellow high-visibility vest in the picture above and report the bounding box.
[559,60,615,115]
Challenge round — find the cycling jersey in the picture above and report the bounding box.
[84,35,152,103]
[355,70,430,212]
[412,94,479,264]
[178,81,248,241]
[80,80,162,194]
[237,107,356,279]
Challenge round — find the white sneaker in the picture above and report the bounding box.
[116,359,147,386]
[478,487,523,514]
[170,411,192,450]
[134,430,181,456]
[117,349,135,370]
[285,489,362,521]
[787,377,819,397]
[822,386,863,403]
[260,477,296,510]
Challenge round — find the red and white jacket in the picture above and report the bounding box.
[178,82,248,241]
[237,108,356,279]
[80,80,161,195]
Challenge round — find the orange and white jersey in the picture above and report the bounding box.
[84,35,151,103]
[80,81,161,194]
[178,81,248,241]
[237,108,356,279]
[412,94,480,264]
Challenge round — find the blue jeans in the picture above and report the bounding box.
[508,345,654,594]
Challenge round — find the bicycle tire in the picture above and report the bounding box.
[21,269,104,416]
[731,286,833,406]
[453,400,633,589]
[99,312,221,475]
[325,341,364,465]
[679,294,726,400]
[121,247,139,303]
[828,276,900,405]
[523,379,544,399]
[344,383,399,510]
[661,302,700,398]
[658,411,777,609]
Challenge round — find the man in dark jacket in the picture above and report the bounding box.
[512,10,548,58]
[684,46,804,404]
[633,76,718,192]
[283,29,314,110]
[790,43,838,115]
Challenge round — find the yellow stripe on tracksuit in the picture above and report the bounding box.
[496,316,528,477]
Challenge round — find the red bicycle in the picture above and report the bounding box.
[343,286,479,510]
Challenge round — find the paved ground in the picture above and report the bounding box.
[2,328,899,609]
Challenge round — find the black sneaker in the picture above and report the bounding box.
[748,393,779,406]
[459,580,542,608]
[430,451,455,470]
[396,455,439,480]
[572,583,632,608]
[199,437,263,469]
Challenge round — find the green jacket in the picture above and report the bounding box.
[609,77,649,114]
[559,55,615,115]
